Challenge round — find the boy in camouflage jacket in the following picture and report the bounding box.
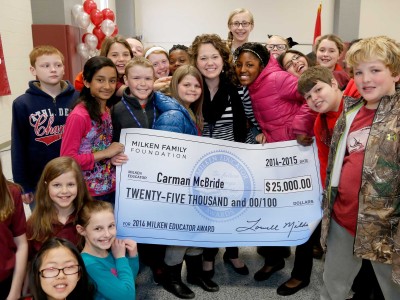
[320,36,400,299]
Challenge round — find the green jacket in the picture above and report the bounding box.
[321,88,400,285]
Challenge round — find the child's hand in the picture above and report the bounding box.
[296,134,314,146]
[153,76,172,91]
[124,239,138,257]
[255,133,267,145]
[111,153,129,166]
[111,238,126,258]
[106,142,125,158]
[21,192,34,204]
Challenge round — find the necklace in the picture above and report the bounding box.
[121,97,156,128]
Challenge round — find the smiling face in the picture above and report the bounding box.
[30,54,65,87]
[126,38,144,58]
[84,66,117,104]
[196,43,223,81]
[169,50,190,75]
[228,12,254,45]
[39,247,80,300]
[124,65,154,101]
[107,42,132,76]
[304,80,341,113]
[266,36,288,58]
[147,52,170,79]
[353,59,399,109]
[177,75,202,108]
[78,210,116,257]
[282,52,309,77]
[317,39,340,71]
[235,51,263,86]
[48,171,77,213]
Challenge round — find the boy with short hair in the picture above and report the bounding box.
[298,65,343,188]
[11,45,78,205]
[313,36,400,299]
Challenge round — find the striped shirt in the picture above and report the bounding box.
[202,100,235,141]
[238,86,261,144]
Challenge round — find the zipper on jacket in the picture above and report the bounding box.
[142,108,149,128]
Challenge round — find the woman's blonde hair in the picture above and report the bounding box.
[170,65,204,130]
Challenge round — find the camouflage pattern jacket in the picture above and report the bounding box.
[321,88,400,285]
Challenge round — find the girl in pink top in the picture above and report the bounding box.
[61,57,125,204]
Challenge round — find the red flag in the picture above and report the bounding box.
[313,3,322,43]
[0,34,11,96]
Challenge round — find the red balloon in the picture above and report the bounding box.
[102,8,115,22]
[90,9,103,26]
[96,36,105,49]
[92,26,106,49]
[83,0,97,14]
[93,26,106,40]
[81,33,89,44]
[111,24,119,37]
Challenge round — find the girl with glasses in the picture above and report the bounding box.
[278,49,313,78]
[30,237,94,300]
[265,35,289,58]
[227,8,254,53]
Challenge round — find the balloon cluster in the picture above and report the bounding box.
[72,0,118,60]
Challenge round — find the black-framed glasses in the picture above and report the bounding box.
[39,265,80,278]
[266,44,287,51]
[284,54,301,70]
[230,21,252,28]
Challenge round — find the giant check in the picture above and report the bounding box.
[115,128,323,247]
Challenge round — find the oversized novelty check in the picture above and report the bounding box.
[115,128,323,247]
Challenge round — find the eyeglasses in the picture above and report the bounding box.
[284,54,301,70]
[39,265,80,278]
[266,44,287,51]
[230,21,252,28]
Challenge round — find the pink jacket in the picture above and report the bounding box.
[248,56,316,142]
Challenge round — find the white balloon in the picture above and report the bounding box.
[77,43,90,59]
[76,12,90,29]
[84,33,98,51]
[71,4,83,20]
[89,49,99,58]
[100,19,115,37]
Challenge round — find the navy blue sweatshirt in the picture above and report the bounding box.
[11,80,78,193]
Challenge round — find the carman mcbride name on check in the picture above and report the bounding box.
[156,172,225,188]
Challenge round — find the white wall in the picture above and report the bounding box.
[135,0,334,54]
[0,1,34,145]
[359,0,400,40]
[1,0,399,148]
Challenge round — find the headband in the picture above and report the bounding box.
[242,48,264,65]
[145,46,168,59]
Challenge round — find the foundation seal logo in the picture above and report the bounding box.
[190,151,254,222]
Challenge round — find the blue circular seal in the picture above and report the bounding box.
[190,150,254,222]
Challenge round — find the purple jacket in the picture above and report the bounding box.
[248,56,316,142]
